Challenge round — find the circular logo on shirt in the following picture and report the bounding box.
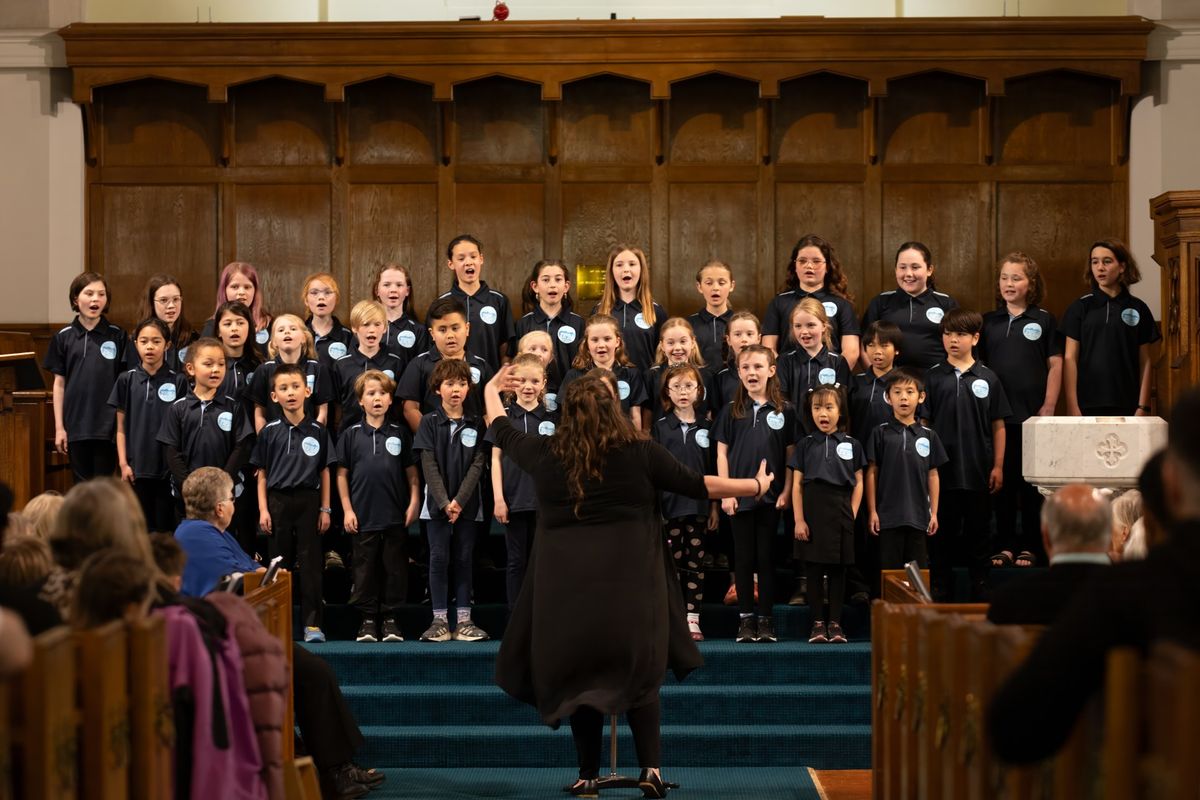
[306,374,315,392]
[971,379,990,399]
[557,326,577,345]
[1121,308,1141,327]
[301,436,321,457]
[925,307,945,324]
[915,437,931,458]
[460,427,478,448]
[383,369,395,381]
[177,347,188,364]
[818,367,837,385]
[822,301,839,319]
[234,481,244,498]
[479,306,498,326]
[695,429,710,448]
[538,420,556,436]
[766,411,785,430]
[470,367,482,385]
[617,380,631,400]
[836,441,855,461]
[100,341,117,360]
[256,329,270,345]
[398,330,417,349]
[385,436,402,456]
[245,372,253,385]
[1023,322,1043,341]
[545,392,558,412]
[634,313,651,330]
[328,342,348,360]
[217,411,233,432]
[157,383,177,403]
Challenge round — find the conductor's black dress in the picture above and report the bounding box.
[490,417,706,725]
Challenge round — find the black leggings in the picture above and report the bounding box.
[666,516,706,613]
[132,476,176,533]
[569,699,661,780]
[806,562,847,624]
[68,439,116,483]
[731,505,779,618]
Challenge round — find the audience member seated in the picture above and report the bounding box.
[0,607,32,675]
[174,467,264,596]
[988,386,1200,764]
[21,490,64,540]
[70,549,156,628]
[0,534,61,635]
[986,483,1112,626]
[1109,489,1142,562]
[1136,449,1172,550]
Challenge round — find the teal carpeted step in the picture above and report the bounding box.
[358,766,822,799]
[354,723,871,769]
[341,683,872,726]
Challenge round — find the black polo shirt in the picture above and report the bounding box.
[560,365,648,415]
[337,420,416,532]
[394,350,493,418]
[788,431,866,490]
[44,316,129,442]
[332,348,406,431]
[413,408,487,521]
[250,358,334,425]
[643,364,718,421]
[861,289,959,369]
[514,307,585,384]
[430,281,514,373]
[687,308,733,368]
[250,417,333,491]
[107,366,191,479]
[777,347,852,413]
[978,305,1063,423]
[217,354,258,410]
[713,399,796,511]
[308,316,355,365]
[650,413,714,519]
[157,391,254,477]
[591,298,667,371]
[1061,289,1161,414]
[382,314,430,367]
[865,420,948,531]
[923,361,1011,493]
[713,366,741,411]
[849,369,897,445]
[485,402,557,514]
[762,289,859,356]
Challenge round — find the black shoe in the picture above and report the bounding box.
[701,553,715,569]
[809,621,828,644]
[349,764,386,787]
[568,778,599,798]
[639,768,667,799]
[827,621,848,643]
[735,616,757,643]
[715,553,730,570]
[788,586,806,606]
[849,591,870,605]
[380,618,403,642]
[355,619,378,643]
[757,616,778,643]
[324,764,370,799]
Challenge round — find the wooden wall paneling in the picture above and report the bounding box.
[774,182,868,308]
[233,184,332,318]
[560,76,654,165]
[881,72,984,165]
[560,182,652,306]
[997,72,1117,166]
[454,77,544,166]
[453,183,545,318]
[345,183,440,313]
[667,74,758,165]
[773,73,868,165]
[668,183,759,315]
[346,78,438,165]
[232,79,332,167]
[97,79,219,167]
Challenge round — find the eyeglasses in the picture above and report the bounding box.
[155,296,182,306]
[794,258,826,267]
[668,383,699,393]
[307,289,336,298]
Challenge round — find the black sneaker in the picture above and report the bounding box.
[323,764,370,799]
[355,619,378,643]
[757,616,778,643]
[381,618,403,642]
[735,616,757,643]
[701,553,715,569]
[349,764,386,787]
[809,621,828,644]
[827,621,848,643]
[715,553,730,570]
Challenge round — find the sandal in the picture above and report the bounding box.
[1015,551,1037,567]
[990,550,1014,568]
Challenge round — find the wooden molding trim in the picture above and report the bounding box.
[0,28,66,69]
[59,17,1154,102]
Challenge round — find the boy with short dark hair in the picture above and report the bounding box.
[866,368,948,570]
[413,358,489,643]
[850,320,904,445]
[251,363,334,643]
[338,369,421,644]
[923,308,1011,600]
[430,234,515,373]
[331,300,405,433]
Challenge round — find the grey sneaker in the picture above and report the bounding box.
[453,622,490,642]
[381,618,403,642]
[419,619,452,642]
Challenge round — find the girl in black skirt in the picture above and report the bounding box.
[790,385,865,644]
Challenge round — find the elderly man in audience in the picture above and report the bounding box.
[986,483,1112,626]
[988,385,1200,765]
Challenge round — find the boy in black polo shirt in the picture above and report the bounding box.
[428,234,515,373]
[923,309,1011,600]
[849,321,903,444]
[396,297,493,433]
[332,300,405,433]
[866,368,948,571]
[413,359,489,643]
[251,363,334,643]
[338,369,421,644]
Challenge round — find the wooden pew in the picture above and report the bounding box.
[244,571,295,763]
[1144,642,1200,800]
[76,621,131,800]
[13,627,78,800]
[128,615,172,800]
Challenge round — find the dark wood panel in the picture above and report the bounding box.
[346,183,440,313]
[881,72,983,165]
[774,73,867,165]
[996,182,1121,319]
[98,79,219,167]
[233,79,332,167]
[454,184,544,315]
[96,185,219,327]
[668,74,757,165]
[455,77,543,166]
[997,72,1116,166]
[774,182,866,305]
[668,183,758,315]
[560,76,653,165]
[347,78,437,166]
[233,184,331,317]
[561,182,652,306]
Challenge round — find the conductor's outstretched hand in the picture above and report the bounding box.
[755,459,774,500]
